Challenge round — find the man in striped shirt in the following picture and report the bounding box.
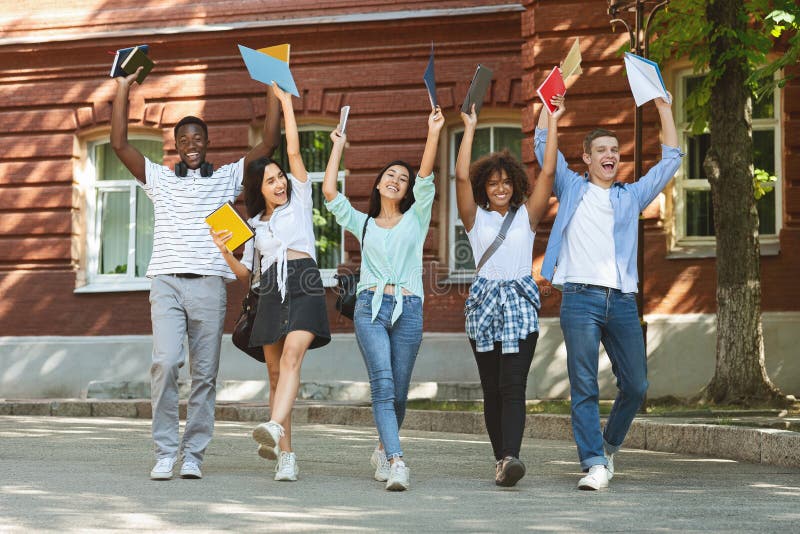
[111,67,281,481]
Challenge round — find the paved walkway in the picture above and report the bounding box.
[1,416,799,532]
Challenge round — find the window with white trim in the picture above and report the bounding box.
[674,71,782,249]
[273,127,345,286]
[78,136,160,292]
[448,124,524,276]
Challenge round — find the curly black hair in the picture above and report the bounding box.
[243,157,292,218]
[469,149,529,208]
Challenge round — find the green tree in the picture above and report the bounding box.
[651,1,799,404]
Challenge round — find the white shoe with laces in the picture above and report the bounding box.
[180,461,202,479]
[370,446,390,482]
[386,460,410,491]
[578,465,610,490]
[274,451,299,481]
[253,420,284,461]
[150,456,176,480]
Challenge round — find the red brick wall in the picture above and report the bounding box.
[1,1,797,337]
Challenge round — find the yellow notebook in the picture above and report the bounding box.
[205,201,254,252]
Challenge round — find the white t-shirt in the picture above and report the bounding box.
[142,157,244,279]
[553,182,620,289]
[467,204,535,280]
[241,175,316,298]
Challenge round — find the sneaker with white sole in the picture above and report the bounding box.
[180,461,202,479]
[385,460,410,491]
[578,464,610,490]
[495,456,525,487]
[370,446,390,482]
[150,456,176,480]
[605,450,615,480]
[253,420,284,461]
[274,451,299,481]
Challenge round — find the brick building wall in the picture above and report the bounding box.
[0,0,797,339]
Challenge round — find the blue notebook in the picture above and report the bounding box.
[238,44,299,97]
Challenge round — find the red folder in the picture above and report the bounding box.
[536,66,566,114]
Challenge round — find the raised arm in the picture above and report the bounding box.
[272,83,308,182]
[110,68,146,182]
[417,106,444,178]
[244,88,282,170]
[455,103,479,231]
[323,129,346,202]
[527,96,565,230]
[655,93,678,148]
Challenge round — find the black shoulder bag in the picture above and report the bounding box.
[232,245,265,362]
[334,217,369,320]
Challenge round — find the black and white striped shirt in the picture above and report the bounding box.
[142,157,244,279]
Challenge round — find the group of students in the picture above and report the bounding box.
[111,59,681,492]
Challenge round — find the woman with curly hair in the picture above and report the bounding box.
[455,97,564,487]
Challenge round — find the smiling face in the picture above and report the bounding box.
[261,163,289,210]
[175,123,209,170]
[376,164,410,204]
[485,170,514,211]
[583,135,620,187]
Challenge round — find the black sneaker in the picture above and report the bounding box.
[495,456,525,487]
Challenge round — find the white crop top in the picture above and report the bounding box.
[241,175,316,299]
[467,204,535,280]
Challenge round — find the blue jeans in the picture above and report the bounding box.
[354,290,423,459]
[560,283,648,471]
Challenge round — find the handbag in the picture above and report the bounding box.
[334,216,370,320]
[232,245,265,362]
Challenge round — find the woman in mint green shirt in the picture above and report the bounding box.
[323,106,444,492]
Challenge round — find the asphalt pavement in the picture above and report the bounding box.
[1,416,799,532]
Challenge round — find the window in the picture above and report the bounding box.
[674,71,781,250]
[273,127,345,286]
[77,137,160,292]
[448,124,524,276]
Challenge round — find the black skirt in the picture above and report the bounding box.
[249,257,331,349]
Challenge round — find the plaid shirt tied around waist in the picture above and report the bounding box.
[465,275,541,354]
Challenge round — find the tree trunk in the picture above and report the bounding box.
[703,0,782,404]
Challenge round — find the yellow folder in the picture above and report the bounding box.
[258,43,290,63]
[205,201,254,252]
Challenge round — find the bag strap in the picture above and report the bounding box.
[250,243,261,290]
[475,205,518,276]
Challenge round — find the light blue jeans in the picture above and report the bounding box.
[560,283,648,471]
[354,290,423,459]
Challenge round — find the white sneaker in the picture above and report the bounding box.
[605,450,615,480]
[180,461,202,479]
[150,457,176,480]
[253,421,284,461]
[385,460,410,491]
[578,465,610,490]
[370,446,390,482]
[274,451,299,481]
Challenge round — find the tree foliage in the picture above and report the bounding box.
[650,1,799,135]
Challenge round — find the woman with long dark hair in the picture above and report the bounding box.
[211,83,331,482]
[455,97,563,487]
[322,106,444,491]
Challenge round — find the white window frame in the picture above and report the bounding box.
[672,68,782,254]
[280,125,346,287]
[447,122,522,279]
[75,135,159,293]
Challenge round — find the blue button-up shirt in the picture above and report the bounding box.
[534,128,684,294]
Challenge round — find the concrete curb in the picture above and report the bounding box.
[2,399,798,468]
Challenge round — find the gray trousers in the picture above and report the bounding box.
[149,275,227,465]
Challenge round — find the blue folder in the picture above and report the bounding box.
[238,44,299,97]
